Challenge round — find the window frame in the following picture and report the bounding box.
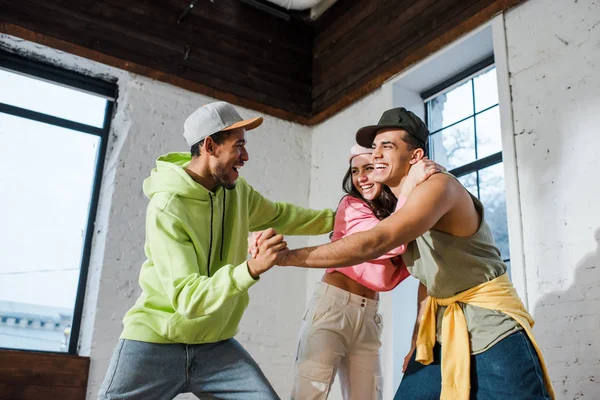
[421,57,511,264]
[0,49,117,354]
[422,56,502,179]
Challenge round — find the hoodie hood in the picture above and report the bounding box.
[143,152,220,200]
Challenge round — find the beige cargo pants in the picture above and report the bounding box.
[292,282,384,400]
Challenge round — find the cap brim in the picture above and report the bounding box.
[222,116,263,132]
[355,125,398,147]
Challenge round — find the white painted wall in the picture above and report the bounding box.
[0,34,313,399]
[504,0,600,397]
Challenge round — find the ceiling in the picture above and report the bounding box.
[0,0,524,125]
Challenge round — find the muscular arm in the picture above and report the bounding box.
[332,195,408,260]
[402,282,429,372]
[412,282,429,343]
[280,174,459,269]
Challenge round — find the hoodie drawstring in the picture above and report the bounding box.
[207,194,214,277]
[220,189,226,261]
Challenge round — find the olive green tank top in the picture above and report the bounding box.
[402,174,522,354]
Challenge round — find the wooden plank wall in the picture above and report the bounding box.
[311,0,524,123]
[0,350,90,400]
[0,0,525,123]
[0,0,313,119]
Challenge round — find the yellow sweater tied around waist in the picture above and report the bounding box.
[415,274,555,400]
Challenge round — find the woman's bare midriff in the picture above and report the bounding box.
[321,271,379,300]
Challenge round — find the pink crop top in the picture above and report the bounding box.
[326,195,409,291]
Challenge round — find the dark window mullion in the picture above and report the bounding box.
[448,151,502,178]
[0,103,105,137]
[429,114,471,136]
[425,102,433,157]
[0,49,117,99]
[421,55,495,100]
[102,100,115,131]
[475,103,498,117]
[68,104,112,355]
[428,103,498,136]
[471,79,478,160]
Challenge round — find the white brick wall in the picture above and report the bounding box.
[505,0,600,397]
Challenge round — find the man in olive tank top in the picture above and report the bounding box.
[277,108,554,400]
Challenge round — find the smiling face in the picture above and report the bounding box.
[371,128,422,188]
[208,128,249,189]
[350,153,383,201]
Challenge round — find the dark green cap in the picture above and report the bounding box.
[355,107,429,149]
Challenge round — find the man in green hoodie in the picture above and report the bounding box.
[98,101,335,400]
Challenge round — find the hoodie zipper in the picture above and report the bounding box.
[207,194,214,277]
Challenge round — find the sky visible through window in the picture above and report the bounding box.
[0,68,106,312]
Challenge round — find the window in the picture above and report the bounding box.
[0,50,116,353]
[422,56,511,269]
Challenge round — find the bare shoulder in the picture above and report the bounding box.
[419,172,462,197]
[429,173,480,235]
[414,172,475,230]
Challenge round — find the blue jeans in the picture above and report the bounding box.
[98,338,280,400]
[395,331,551,400]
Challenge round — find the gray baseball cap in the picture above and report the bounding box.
[183,101,263,146]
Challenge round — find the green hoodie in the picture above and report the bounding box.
[121,153,334,344]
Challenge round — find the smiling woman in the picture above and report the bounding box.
[0,49,116,354]
[291,144,408,400]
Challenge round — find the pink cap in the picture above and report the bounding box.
[349,144,373,163]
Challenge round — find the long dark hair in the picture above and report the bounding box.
[342,165,397,221]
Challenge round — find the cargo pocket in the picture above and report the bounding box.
[373,374,383,400]
[292,359,334,400]
[314,297,337,324]
[303,295,335,325]
[374,312,384,339]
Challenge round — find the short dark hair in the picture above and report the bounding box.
[190,130,234,157]
[342,166,397,220]
[401,130,429,157]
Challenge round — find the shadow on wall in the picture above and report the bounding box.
[532,228,600,399]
